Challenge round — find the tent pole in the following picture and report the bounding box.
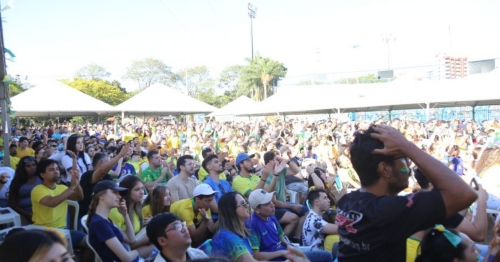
[389,110,392,121]
[472,106,476,121]
[426,102,430,122]
[121,111,124,125]
[337,108,340,120]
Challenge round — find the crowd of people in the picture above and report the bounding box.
[0,116,499,262]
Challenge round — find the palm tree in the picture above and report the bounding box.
[240,55,287,101]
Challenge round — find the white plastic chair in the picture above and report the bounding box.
[86,234,103,262]
[66,200,79,230]
[81,215,89,233]
[285,188,300,204]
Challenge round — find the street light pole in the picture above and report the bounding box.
[381,33,396,69]
[248,3,257,60]
[0,7,10,167]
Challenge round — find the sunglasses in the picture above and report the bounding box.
[22,157,36,163]
[165,221,188,233]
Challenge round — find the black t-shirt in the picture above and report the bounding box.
[336,189,446,262]
[78,170,111,219]
[443,213,464,228]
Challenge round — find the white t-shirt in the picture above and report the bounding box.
[302,210,328,251]
[153,247,207,262]
[61,153,92,182]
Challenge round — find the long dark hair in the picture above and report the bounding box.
[9,156,37,205]
[120,176,144,227]
[66,134,89,168]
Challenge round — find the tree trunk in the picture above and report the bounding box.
[263,81,268,100]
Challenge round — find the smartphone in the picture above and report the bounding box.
[471,177,480,190]
[0,209,10,214]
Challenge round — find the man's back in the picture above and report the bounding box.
[335,190,446,261]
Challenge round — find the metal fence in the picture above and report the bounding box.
[349,105,500,123]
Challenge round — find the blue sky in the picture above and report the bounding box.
[3,0,500,91]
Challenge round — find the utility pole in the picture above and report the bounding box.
[0,6,10,166]
[248,3,257,60]
[381,33,396,69]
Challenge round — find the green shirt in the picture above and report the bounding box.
[264,167,287,202]
[142,167,167,183]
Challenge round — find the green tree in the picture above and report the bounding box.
[75,63,111,80]
[62,78,129,106]
[124,58,176,89]
[240,55,287,101]
[176,65,213,97]
[9,75,32,96]
[217,65,243,91]
[195,88,236,108]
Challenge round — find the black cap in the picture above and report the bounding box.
[93,180,128,196]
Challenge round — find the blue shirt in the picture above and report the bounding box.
[246,212,286,261]
[89,214,138,262]
[212,228,253,261]
[203,177,232,203]
[112,163,137,179]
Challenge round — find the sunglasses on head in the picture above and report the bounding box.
[22,157,36,163]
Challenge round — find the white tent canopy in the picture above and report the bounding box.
[207,96,257,117]
[240,72,500,116]
[11,81,118,117]
[115,83,217,115]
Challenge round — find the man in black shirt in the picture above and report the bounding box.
[78,144,130,220]
[335,125,477,262]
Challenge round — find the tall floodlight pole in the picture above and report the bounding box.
[248,3,257,60]
[381,33,396,69]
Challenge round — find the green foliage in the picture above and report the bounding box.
[75,63,111,80]
[177,65,213,97]
[9,81,26,96]
[195,88,236,108]
[218,65,244,91]
[124,58,176,89]
[336,74,383,84]
[239,55,287,101]
[9,75,32,97]
[70,116,85,125]
[62,78,130,106]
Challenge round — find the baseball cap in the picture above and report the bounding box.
[248,189,275,208]
[235,152,255,167]
[193,184,218,197]
[93,180,128,196]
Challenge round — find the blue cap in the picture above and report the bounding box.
[236,152,255,167]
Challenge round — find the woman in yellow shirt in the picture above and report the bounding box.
[109,176,149,250]
[142,185,171,220]
[167,129,181,150]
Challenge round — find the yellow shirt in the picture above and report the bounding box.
[16,147,35,158]
[167,136,180,149]
[142,205,152,218]
[197,167,227,182]
[109,207,141,234]
[31,184,68,228]
[232,174,260,197]
[170,198,212,227]
[324,235,340,253]
[10,156,20,170]
[406,237,420,262]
